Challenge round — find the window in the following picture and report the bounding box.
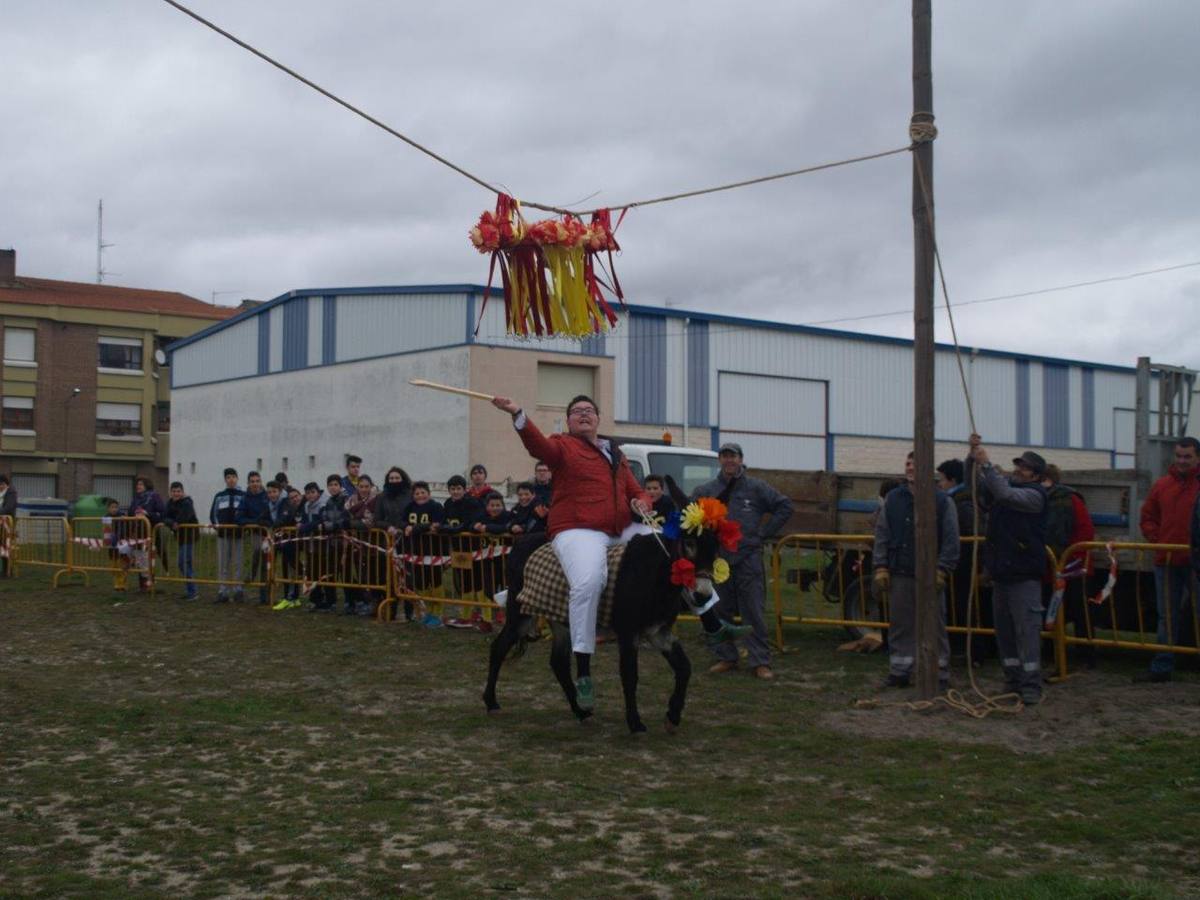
[3,327,36,365]
[96,402,142,437]
[156,402,170,433]
[536,363,595,409]
[93,476,134,506]
[281,457,288,471]
[12,473,57,498]
[308,455,316,469]
[2,396,34,433]
[176,462,182,474]
[98,337,144,372]
[190,462,196,474]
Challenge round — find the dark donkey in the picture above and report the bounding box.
[482,481,726,734]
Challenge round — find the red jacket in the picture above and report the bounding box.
[1139,465,1200,565]
[516,419,648,538]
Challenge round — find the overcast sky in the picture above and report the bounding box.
[4,1,1198,368]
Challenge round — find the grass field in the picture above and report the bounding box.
[2,568,1199,899]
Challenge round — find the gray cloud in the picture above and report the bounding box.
[3,0,1197,369]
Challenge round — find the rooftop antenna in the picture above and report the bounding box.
[96,199,115,283]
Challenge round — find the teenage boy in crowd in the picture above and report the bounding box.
[164,481,199,600]
[237,472,271,604]
[129,477,165,591]
[345,474,380,616]
[509,482,545,535]
[341,455,364,495]
[262,480,301,607]
[467,464,491,501]
[643,474,676,525]
[469,490,512,627]
[298,481,334,611]
[872,451,960,690]
[403,480,445,595]
[321,474,352,613]
[210,467,245,603]
[434,474,482,620]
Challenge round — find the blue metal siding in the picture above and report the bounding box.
[282,299,308,371]
[322,296,336,366]
[1015,359,1030,444]
[1043,363,1069,448]
[257,313,269,376]
[687,319,710,426]
[627,314,666,423]
[1081,367,1096,449]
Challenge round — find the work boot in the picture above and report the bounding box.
[880,673,911,689]
[708,660,738,675]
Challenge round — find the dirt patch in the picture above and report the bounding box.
[820,669,1200,753]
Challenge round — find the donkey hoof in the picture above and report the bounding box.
[486,706,502,716]
[628,720,648,735]
[663,717,679,735]
[576,708,595,723]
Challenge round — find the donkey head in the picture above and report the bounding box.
[661,476,740,608]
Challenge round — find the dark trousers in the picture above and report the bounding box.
[710,556,771,668]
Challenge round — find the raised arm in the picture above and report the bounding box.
[491,396,564,467]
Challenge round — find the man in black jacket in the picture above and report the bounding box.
[967,436,1049,706]
[164,482,199,599]
[210,468,245,603]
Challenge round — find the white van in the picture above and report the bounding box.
[618,444,720,497]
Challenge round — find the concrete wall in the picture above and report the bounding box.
[468,345,615,484]
[170,347,472,497]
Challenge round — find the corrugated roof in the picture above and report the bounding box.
[0,277,235,321]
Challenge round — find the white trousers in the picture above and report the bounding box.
[553,522,650,654]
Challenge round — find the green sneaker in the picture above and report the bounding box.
[574,676,595,711]
[705,619,753,646]
[271,598,290,611]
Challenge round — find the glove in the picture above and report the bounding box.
[871,567,891,598]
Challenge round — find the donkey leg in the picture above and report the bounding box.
[661,637,692,733]
[482,611,526,713]
[617,631,647,734]
[549,622,591,721]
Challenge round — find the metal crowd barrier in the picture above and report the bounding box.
[11,516,76,586]
[270,525,392,609]
[380,531,514,622]
[1050,540,1198,677]
[770,534,1058,661]
[150,523,272,598]
[69,517,154,590]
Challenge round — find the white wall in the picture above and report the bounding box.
[170,347,472,498]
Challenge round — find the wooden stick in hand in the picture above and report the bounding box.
[408,379,495,401]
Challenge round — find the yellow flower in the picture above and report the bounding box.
[680,502,707,535]
[712,558,730,584]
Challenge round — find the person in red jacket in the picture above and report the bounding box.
[491,393,651,711]
[1138,437,1200,682]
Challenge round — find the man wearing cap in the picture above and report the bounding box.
[966,435,1049,705]
[693,442,794,680]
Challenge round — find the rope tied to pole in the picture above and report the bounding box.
[909,113,938,143]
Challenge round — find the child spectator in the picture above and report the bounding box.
[102,496,131,591]
[401,480,445,596]
[129,476,165,591]
[275,486,303,605]
[341,454,364,495]
[259,480,298,607]
[322,474,352,613]
[643,474,676,526]
[509,482,545,535]
[210,468,245,603]
[164,482,199,600]
[345,474,381,615]
[298,481,333,611]
[374,466,413,536]
[237,472,271,604]
[472,491,512,625]
[467,464,491,501]
[533,461,553,508]
[437,475,480,534]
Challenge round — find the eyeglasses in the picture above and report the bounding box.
[568,407,597,417]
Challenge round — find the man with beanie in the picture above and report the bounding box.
[967,436,1048,705]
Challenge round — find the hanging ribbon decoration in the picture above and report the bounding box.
[471,194,625,338]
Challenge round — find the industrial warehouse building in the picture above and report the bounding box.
[167,284,1139,491]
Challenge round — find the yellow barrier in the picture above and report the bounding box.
[379,530,514,623]
[11,516,77,586]
[271,526,392,612]
[150,523,271,600]
[69,517,154,591]
[771,533,1059,659]
[0,515,13,577]
[1050,540,1198,677]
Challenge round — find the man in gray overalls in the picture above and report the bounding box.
[693,442,793,681]
[967,436,1049,705]
[872,451,960,689]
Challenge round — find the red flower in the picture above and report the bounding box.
[716,518,742,553]
[670,558,696,590]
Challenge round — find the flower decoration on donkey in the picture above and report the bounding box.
[469,193,626,338]
[661,499,741,586]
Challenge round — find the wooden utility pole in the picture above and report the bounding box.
[911,0,939,700]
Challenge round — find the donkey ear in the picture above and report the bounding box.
[663,475,689,509]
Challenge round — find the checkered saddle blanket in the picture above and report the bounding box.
[516,542,628,627]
